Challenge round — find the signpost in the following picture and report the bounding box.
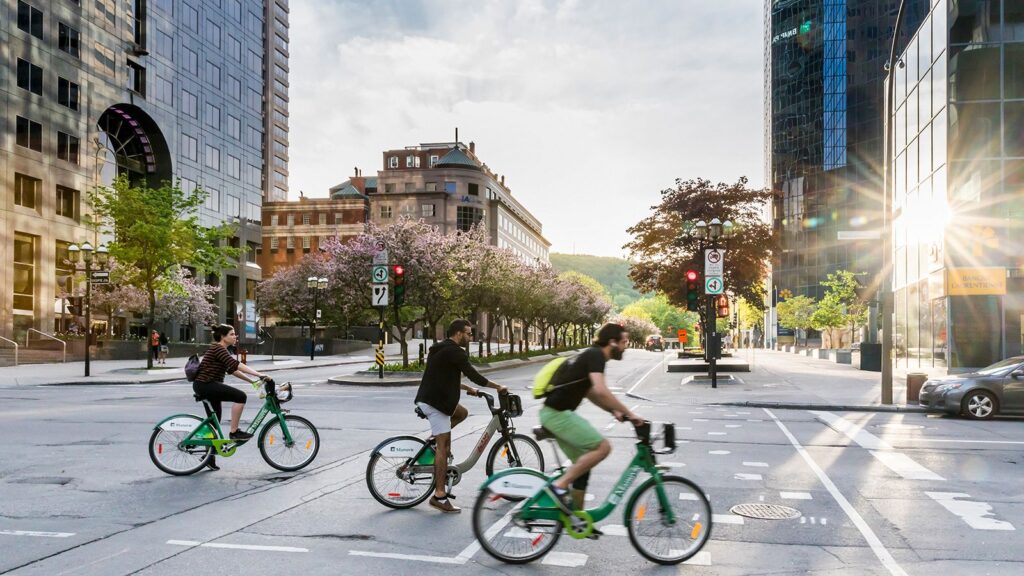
[704,248,727,389]
[372,243,388,379]
[371,265,389,283]
[705,277,723,295]
[89,271,110,285]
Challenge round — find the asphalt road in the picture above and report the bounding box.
[1,350,1022,575]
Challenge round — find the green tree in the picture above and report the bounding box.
[777,295,816,346]
[810,296,846,349]
[89,176,239,367]
[621,294,694,335]
[812,271,868,348]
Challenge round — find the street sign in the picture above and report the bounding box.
[375,346,385,367]
[705,276,723,295]
[372,283,389,306]
[315,309,322,319]
[677,329,688,344]
[372,249,389,266]
[371,265,389,283]
[89,271,109,285]
[704,249,725,277]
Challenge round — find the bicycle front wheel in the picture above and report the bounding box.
[149,415,212,476]
[485,433,545,475]
[473,472,561,564]
[259,415,320,472]
[626,475,712,565]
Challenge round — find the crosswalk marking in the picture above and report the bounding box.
[743,462,769,468]
[0,530,75,538]
[713,514,744,525]
[869,451,944,481]
[600,524,629,536]
[168,540,308,553]
[735,473,763,480]
[812,411,944,481]
[682,551,712,566]
[781,491,813,500]
[926,492,1015,531]
[542,551,588,567]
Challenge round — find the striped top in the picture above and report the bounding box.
[193,344,240,384]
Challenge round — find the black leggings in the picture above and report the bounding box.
[193,380,247,423]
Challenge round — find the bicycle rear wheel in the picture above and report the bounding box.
[365,436,434,509]
[626,475,712,565]
[259,415,320,472]
[149,415,212,476]
[472,474,561,564]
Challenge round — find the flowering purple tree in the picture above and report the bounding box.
[153,267,220,334]
[88,262,148,337]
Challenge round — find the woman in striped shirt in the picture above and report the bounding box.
[193,324,270,470]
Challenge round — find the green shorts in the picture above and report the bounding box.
[539,406,604,462]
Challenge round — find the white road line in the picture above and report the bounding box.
[742,461,769,468]
[708,432,726,436]
[909,438,1024,445]
[680,493,700,501]
[725,424,742,428]
[734,473,762,481]
[682,551,712,566]
[0,530,75,538]
[811,410,944,481]
[167,540,307,553]
[693,418,709,422]
[662,462,686,468]
[708,450,730,455]
[780,492,813,500]
[869,451,945,481]
[925,492,1016,531]
[626,359,666,397]
[348,550,464,565]
[601,524,629,536]
[747,419,763,422]
[766,409,908,576]
[713,514,744,525]
[542,551,588,567]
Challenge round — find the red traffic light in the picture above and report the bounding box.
[392,265,405,276]
[685,270,698,281]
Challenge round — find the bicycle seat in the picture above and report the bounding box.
[532,425,555,442]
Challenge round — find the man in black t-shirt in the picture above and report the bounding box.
[540,323,643,511]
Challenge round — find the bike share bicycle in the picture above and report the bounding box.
[472,420,712,565]
[149,376,320,475]
[366,391,543,508]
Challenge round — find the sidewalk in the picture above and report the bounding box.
[680,348,926,412]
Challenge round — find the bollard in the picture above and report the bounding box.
[418,343,425,364]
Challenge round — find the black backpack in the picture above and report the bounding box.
[184,353,202,382]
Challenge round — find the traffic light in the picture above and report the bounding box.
[393,265,406,305]
[732,311,738,326]
[685,269,700,312]
[716,295,730,318]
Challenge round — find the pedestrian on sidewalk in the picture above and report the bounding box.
[158,332,169,365]
[150,330,161,363]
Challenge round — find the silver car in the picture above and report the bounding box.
[919,356,1024,419]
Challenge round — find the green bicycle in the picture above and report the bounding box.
[472,420,712,565]
[148,378,320,475]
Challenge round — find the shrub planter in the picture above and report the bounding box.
[834,350,852,364]
[817,349,830,360]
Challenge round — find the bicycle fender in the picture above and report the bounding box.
[480,467,550,499]
[370,435,424,457]
[154,413,202,432]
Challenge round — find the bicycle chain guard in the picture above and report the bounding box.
[561,509,594,540]
[210,439,238,457]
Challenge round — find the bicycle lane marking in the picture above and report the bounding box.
[810,411,944,481]
[764,408,909,576]
[625,357,666,400]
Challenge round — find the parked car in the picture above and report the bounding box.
[918,356,1024,419]
[645,335,664,351]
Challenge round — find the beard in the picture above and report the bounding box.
[610,347,624,361]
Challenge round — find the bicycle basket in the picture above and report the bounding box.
[275,382,293,403]
[501,393,523,418]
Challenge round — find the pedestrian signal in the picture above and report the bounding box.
[715,295,729,318]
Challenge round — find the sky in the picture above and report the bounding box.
[288,0,766,258]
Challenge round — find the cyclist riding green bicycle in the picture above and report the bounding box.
[193,324,271,471]
[541,322,643,511]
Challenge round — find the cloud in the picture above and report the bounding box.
[288,0,765,257]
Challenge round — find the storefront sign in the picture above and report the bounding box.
[946,267,1006,296]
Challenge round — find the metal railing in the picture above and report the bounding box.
[27,329,67,363]
[0,336,18,366]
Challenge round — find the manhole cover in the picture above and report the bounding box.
[729,503,801,520]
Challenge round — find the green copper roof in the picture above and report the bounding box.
[435,147,481,170]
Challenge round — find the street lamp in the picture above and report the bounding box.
[691,217,734,388]
[307,276,328,360]
[68,241,109,376]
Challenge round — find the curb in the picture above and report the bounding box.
[326,350,581,386]
[719,401,928,413]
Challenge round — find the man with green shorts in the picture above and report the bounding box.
[541,323,644,511]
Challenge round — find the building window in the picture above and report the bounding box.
[430,155,439,167]
[183,3,198,31]
[205,187,220,211]
[57,132,80,164]
[206,61,221,89]
[16,117,42,152]
[444,181,456,193]
[380,205,393,219]
[302,236,311,251]
[205,19,221,48]
[319,213,326,225]
[226,194,240,218]
[14,173,40,209]
[270,214,278,226]
[16,59,42,95]
[94,42,115,75]
[55,240,73,296]
[154,75,172,104]
[425,182,438,191]
[181,134,197,161]
[468,183,479,196]
[226,155,240,178]
[335,214,344,225]
[205,145,220,170]
[456,206,484,232]
[156,30,173,61]
[421,204,435,218]
[182,89,197,117]
[227,35,241,62]
[204,103,221,129]
[389,156,399,168]
[56,185,79,220]
[384,183,396,194]
[127,60,146,95]
[58,78,80,110]
[96,0,116,27]
[226,115,240,140]
[286,236,294,250]
[183,46,198,75]
[270,237,279,250]
[406,155,419,168]
[17,1,43,39]
[404,182,415,192]
[13,232,36,312]
[287,213,294,226]
[58,23,80,58]
[302,213,310,225]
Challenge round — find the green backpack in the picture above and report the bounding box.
[532,355,587,399]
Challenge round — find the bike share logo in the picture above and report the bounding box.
[388,445,415,454]
[502,480,534,491]
[164,420,194,431]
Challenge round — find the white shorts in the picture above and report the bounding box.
[417,402,452,436]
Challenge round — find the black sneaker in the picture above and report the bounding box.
[229,430,253,442]
[206,458,220,471]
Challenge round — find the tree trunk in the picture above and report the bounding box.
[147,291,156,369]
